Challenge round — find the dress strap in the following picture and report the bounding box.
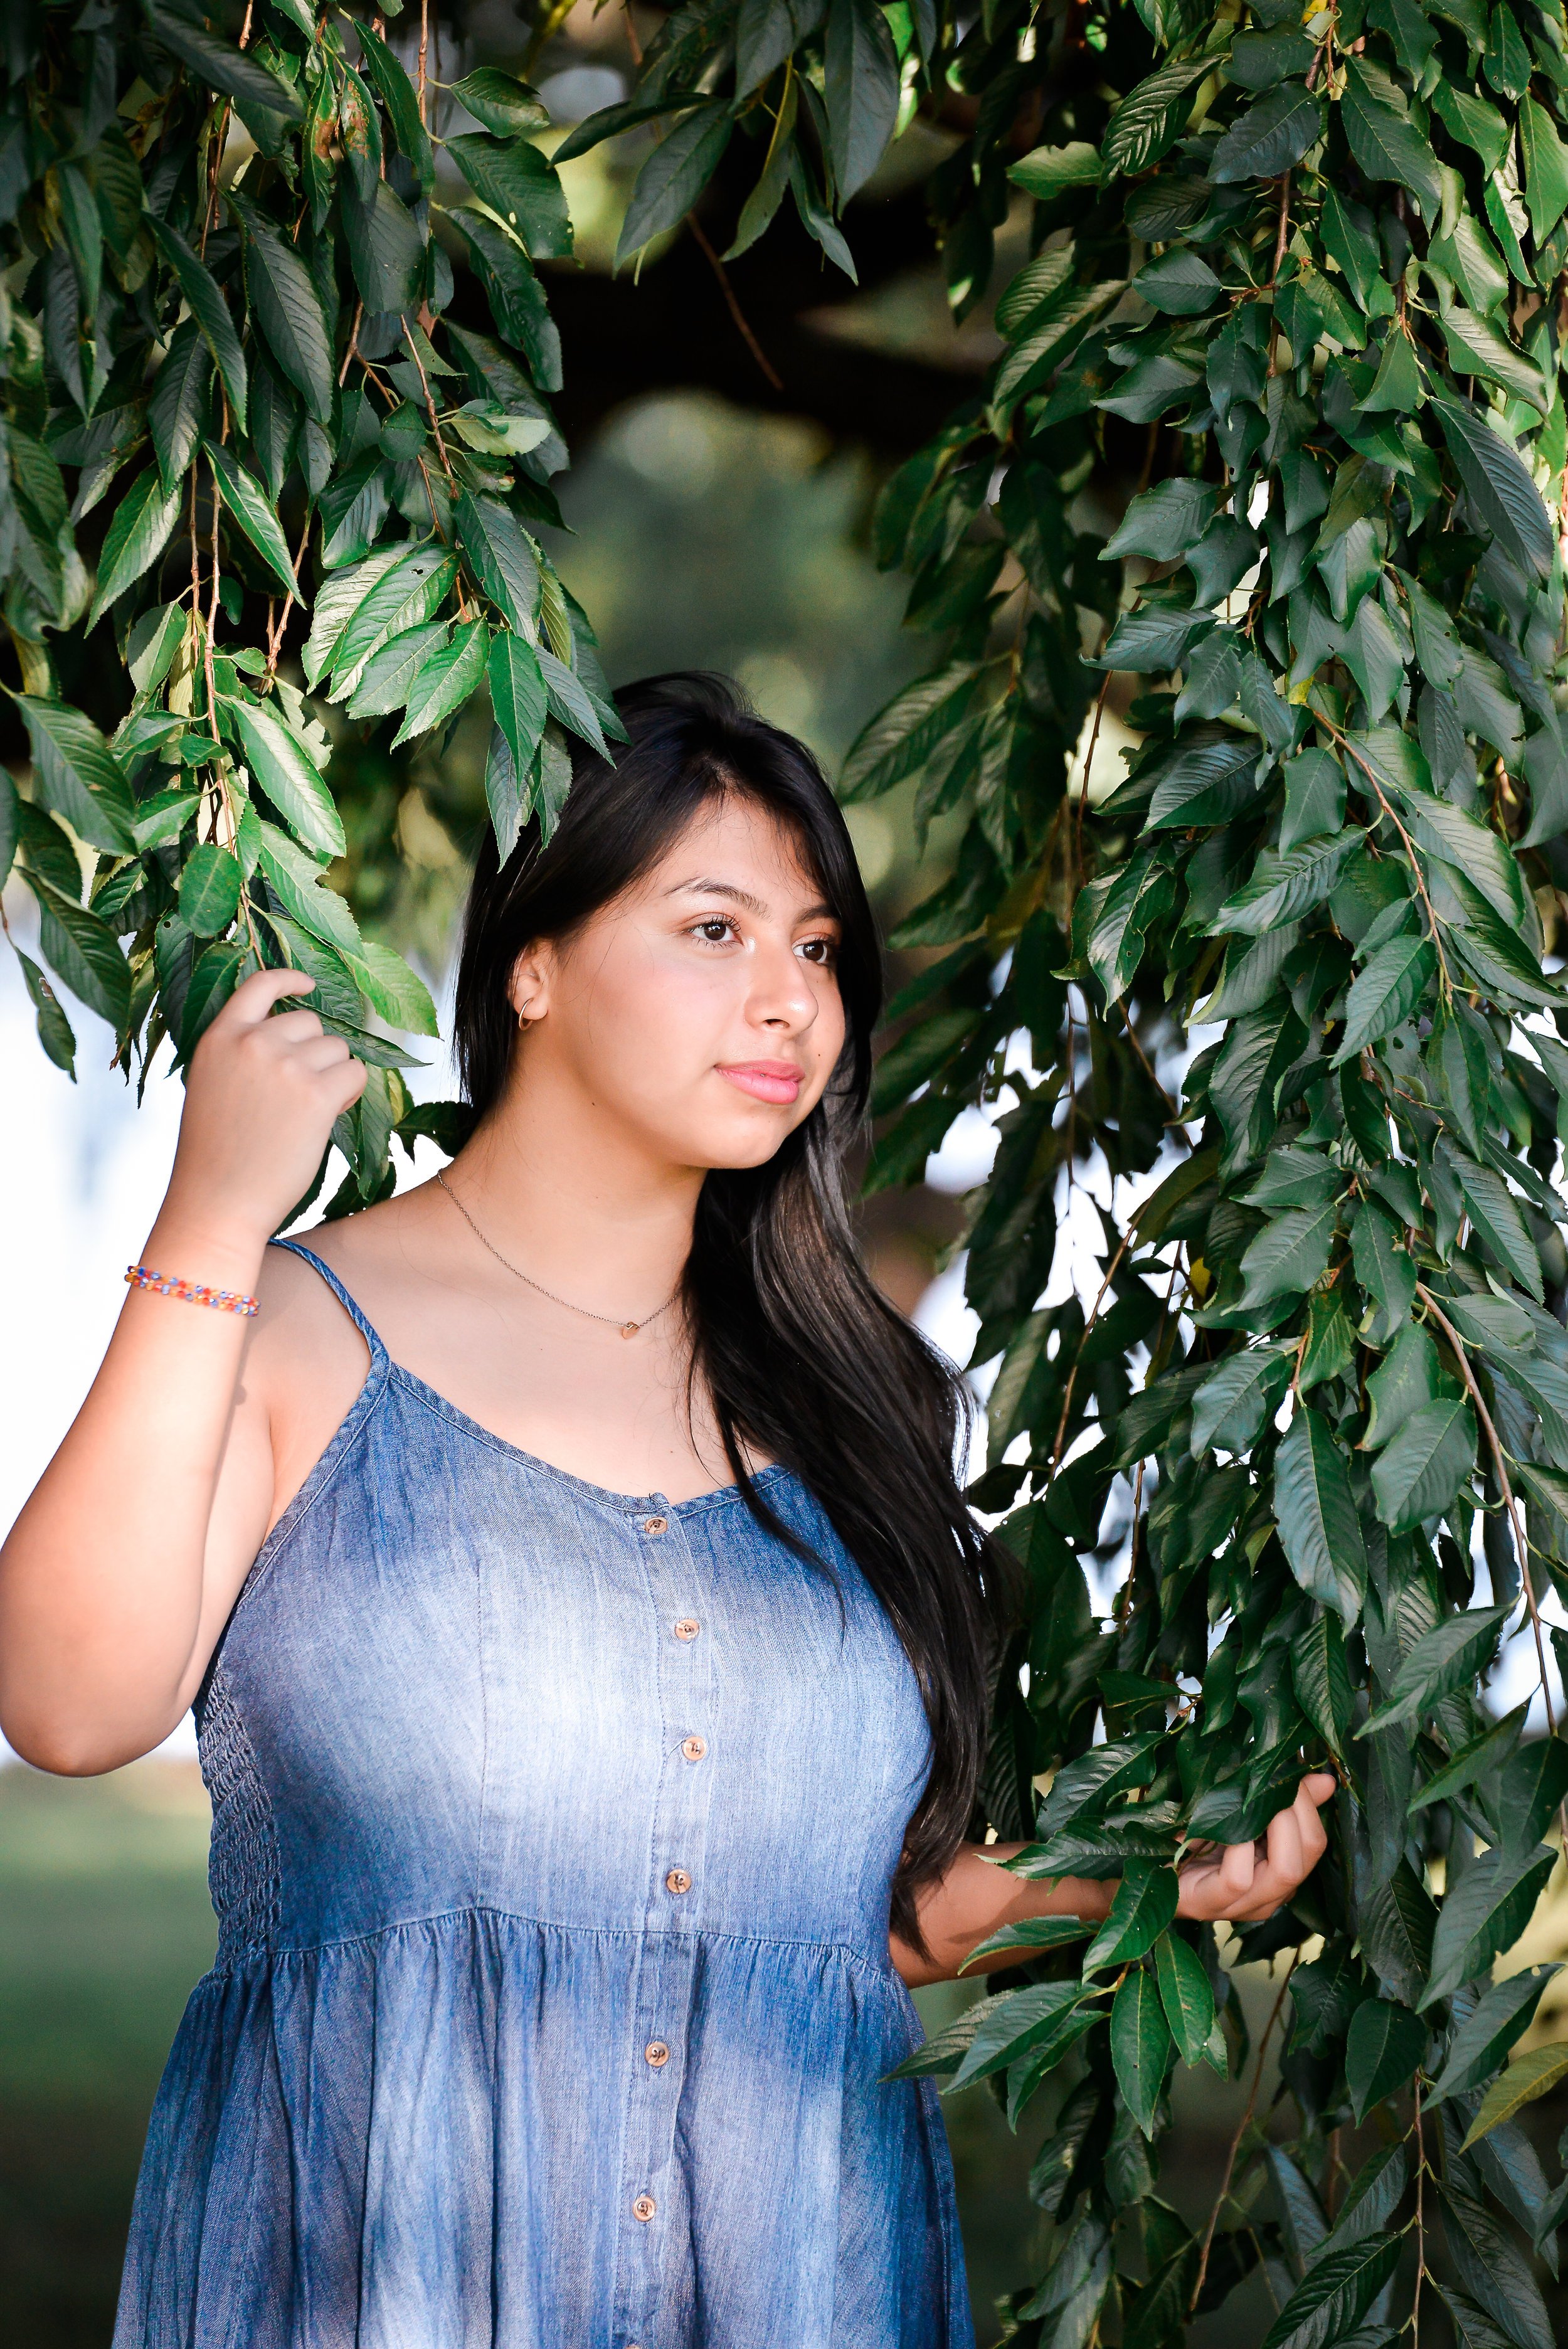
[268,1239,388,1361]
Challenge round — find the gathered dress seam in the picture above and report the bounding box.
[194,1902,906,1986]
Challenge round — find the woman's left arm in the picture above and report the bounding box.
[891,1771,1335,1988]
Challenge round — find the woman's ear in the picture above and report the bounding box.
[508,944,553,1027]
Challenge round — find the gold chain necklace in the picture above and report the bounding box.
[435,1170,679,1340]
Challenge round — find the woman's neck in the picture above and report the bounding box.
[447,1069,704,1328]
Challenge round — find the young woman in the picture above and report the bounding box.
[0,673,1329,2348]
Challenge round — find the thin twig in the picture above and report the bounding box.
[622,0,645,65]
[1409,2076,1426,2345]
[337,299,365,389]
[401,312,457,485]
[1325,719,1454,1003]
[1269,171,1291,292]
[1047,1229,1133,1478]
[418,0,429,127]
[1189,1956,1296,2316]
[686,212,784,390]
[1115,992,1179,1118]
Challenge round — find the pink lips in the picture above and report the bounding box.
[717,1060,803,1105]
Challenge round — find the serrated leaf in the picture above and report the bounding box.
[1446,1147,1544,1298]
[254,819,361,957]
[1103,55,1214,179]
[30,875,132,1027]
[357,21,437,187]
[342,178,427,314]
[1259,2232,1401,2349]
[1213,829,1362,935]
[1010,141,1103,200]
[1342,58,1443,221]
[1422,1842,1556,2006]
[147,4,302,124]
[1369,1397,1477,1534]
[1439,2186,1553,2349]
[1429,1968,1555,2103]
[177,842,243,938]
[16,947,76,1075]
[1334,930,1434,1063]
[457,488,542,638]
[1084,1861,1179,1971]
[220,695,344,859]
[12,693,135,854]
[488,628,549,773]
[343,621,450,719]
[1365,1601,1508,1734]
[147,317,210,493]
[150,220,248,430]
[1345,1996,1427,2120]
[956,1916,1092,1973]
[389,619,490,748]
[1191,1344,1292,1455]
[1462,2040,1568,2147]
[945,1980,1088,2091]
[824,0,901,200]
[450,67,550,136]
[617,98,735,263]
[328,543,457,696]
[85,464,183,628]
[1435,396,1554,582]
[1210,82,1325,182]
[1155,1931,1216,2064]
[1292,1611,1354,1758]
[206,442,303,599]
[839,664,981,801]
[1111,1967,1171,2136]
[448,136,573,262]
[1103,480,1220,563]
[231,194,334,425]
[1275,1407,1368,1625]
[1239,1203,1337,1310]
[348,939,439,1038]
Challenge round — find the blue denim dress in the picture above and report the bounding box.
[112,1243,973,2349]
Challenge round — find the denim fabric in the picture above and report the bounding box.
[112,1243,973,2349]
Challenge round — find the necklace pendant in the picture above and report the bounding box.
[620,1321,638,1340]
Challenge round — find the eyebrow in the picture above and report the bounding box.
[664,876,838,923]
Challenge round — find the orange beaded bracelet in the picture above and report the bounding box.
[125,1265,258,1317]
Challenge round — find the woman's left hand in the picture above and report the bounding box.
[1175,1771,1335,1924]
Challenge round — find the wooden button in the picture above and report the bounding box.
[681,1735,707,1762]
[632,2193,656,2222]
[642,1515,668,1535]
[674,1618,701,1641]
[665,1867,692,1895]
[645,2040,670,2067]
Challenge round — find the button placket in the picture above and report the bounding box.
[612,1502,717,2349]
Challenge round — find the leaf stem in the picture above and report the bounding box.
[1189,1953,1296,2318]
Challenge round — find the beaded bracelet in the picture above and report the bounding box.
[125,1265,258,1318]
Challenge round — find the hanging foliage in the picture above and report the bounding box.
[9,0,1568,2334]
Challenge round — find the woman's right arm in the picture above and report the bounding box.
[0,970,366,1774]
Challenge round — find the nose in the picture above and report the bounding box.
[748,936,820,1034]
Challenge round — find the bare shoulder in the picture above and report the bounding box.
[246,1182,448,1399]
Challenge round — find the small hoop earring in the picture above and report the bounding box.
[516,1000,535,1034]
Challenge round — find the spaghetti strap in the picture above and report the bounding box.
[268,1238,388,1362]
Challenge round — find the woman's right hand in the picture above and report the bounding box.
[157,968,369,1251]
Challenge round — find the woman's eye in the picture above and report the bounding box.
[798,937,838,966]
[694,917,734,943]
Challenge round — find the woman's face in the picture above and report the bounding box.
[509,793,850,1172]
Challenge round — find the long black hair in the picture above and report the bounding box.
[453,673,1012,1948]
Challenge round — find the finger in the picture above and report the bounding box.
[258,1007,326,1046]
[1297,1784,1330,1870]
[221,968,316,1029]
[1219,1838,1256,1902]
[1303,1770,1337,1810]
[299,1036,354,1076]
[1264,1800,1305,1893]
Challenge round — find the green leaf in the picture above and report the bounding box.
[1431,81,1510,174]
[1422,1842,1556,2006]
[1292,1611,1354,1758]
[450,67,550,135]
[12,694,135,854]
[357,22,437,187]
[327,543,457,696]
[1083,1862,1179,1971]
[1429,1967,1555,2103]
[1446,1147,1544,1298]
[1088,846,1177,1001]
[1213,830,1362,935]
[177,842,243,938]
[1033,1736,1163,1838]
[955,1916,1092,1973]
[1010,142,1103,201]
[302,548,405,689]
[220,695,345,859]
[389,619,490,747]
[1434,397,1555,582]
[1369,1397,1477,1533]
[617,99,736,263]
[945,1979,1092,2093]
[1350,1200,1417,1345]
[457,488,543,637]
[1259,2233,1401,2349]
[1333,925,1436,1066]
[1146,732,1265,830]
[1133,247,1224,315]
[1103,55,1214,179]
[489,628,549,773]
[1210,82,1325,181]
[882,2005,983,2080]
[1439,2186,1553,2349]
[1110,1968,1172,2136]
[1342,58,1443,221]
[1365,1601,1508,1734]
[1238,1203,1337,1310]
[840,664,982,801]
[1410,1703,1527,1815]
[147,318,211,493]
[825,0,901,199]
[1520,95,1568,243]
[1441,305,1551,414]
[1461,2041,1568,2147]
[254,819,362,957]
[149,220,248,430]
[206,441,304,600]
[1103,479,1220,562]
[1274,1406,1368,1625]
[85,465,183,629]
[349,940,440,1038]
[1190,1343,1292,1455]
[231,194,335,425]
[341,178,427,314]
[30,875,132,1027]
[448,136,573,262]
[343,621,450,719]
[16,946,77,1075]
[1154,1932,1216,2065]
[448,212,563,392]
[1345,1997,1427,2120]
[147,4,302,124]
